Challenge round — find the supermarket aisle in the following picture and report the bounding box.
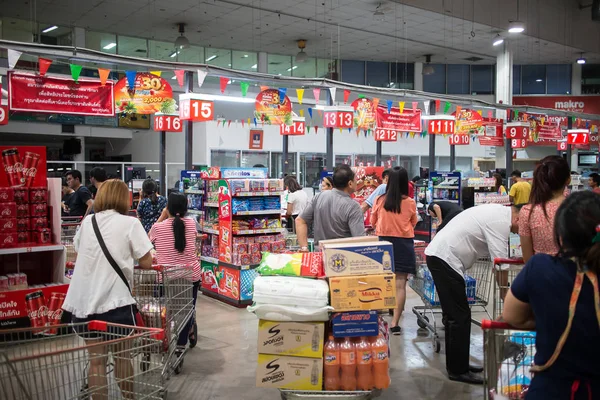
[167,288,483,400]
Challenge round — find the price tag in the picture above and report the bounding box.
[557,140,568,151]
[0,106,8,125]
[567,132,589,145]
[179,99,214,121]
[428,119,455,134]
[448,134,470,145]
[280,120,305,136]
[506,125,529,139]
[153,115,182,132]
[323,111,353,128]
[511,138,527,148]
[374,129,398,142]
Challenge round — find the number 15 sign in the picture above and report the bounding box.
[179,98,214,122]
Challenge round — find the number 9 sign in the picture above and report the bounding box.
[0,106,8,125]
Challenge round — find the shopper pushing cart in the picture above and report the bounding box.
[424,203,521,384]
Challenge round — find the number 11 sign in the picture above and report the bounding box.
[427,117,456,135]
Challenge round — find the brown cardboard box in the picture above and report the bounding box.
[329,274,396,312]
[319,236,378,246]
[321,241,394,277]
[256,354,323,390]
[257,320,324,358]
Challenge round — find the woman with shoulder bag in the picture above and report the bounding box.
[137,179,167,233]
[62,179,154,399]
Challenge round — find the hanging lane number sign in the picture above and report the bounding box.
[427,118,456,135]
[153,115,182,132]
[448,134,470,145]
[179,98,214,121]
[567,129,590,145]
[374,129,398,142]
[323,110,354,129]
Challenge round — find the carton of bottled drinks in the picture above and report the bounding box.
[257,320,324,358]
[256,354,323,390]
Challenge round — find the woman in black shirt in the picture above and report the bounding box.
[428,201,463,231]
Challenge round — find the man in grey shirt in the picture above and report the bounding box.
[296,165,365,250]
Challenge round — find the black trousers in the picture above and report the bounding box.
[426,255,471,375]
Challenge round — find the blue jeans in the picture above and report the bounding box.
[177,280,199,346]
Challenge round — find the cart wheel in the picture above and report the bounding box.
[189,321,198,348]
[435,339,441,353]
[417,315,429,329]
[140,353,151,372]
[160,389,168,399]
[174,358,183,375]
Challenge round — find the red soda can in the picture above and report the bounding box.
[25,290,48,333]
[13,188,28,203]
[29,187,47,203]
[0,275,8,291]
[0,187,14,202]
[2,148,24,187]
[22,152,40,188]
[30,202,47,217]
[0,202,16,219]
[45,292,66,335]
[39,228,51,244]
[16,203,29,218]
[0,218,17,233]
[31,217,47,229]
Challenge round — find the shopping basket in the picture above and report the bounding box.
[133,265,195,376]
[410,256,494,353]
[0,321,165,400]
[481,320,536,400]
[492,258,525,320]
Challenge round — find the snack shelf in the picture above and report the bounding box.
[232,191,285,197]
[188,209,204,216]
[233,210,282,216]
[205,202,219,207]
[201,227,219,235]
[200,256,218,264]
[0,244,64,256]
[200,288,253,308]
[219,261,260,271]
[184,189,204,194]
[233,228,287,235]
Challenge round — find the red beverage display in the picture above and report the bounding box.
[0,187,14,202]
[0,218,17,233]
[31,228,51,244]
[25,290,48,334]
[29,187,47,203]
[340,337,357,391]
[0,232,16,248]
[30,202,47,217]
[2,148,24,187]
[16,203,29,218]
[371,334,390,389]
[324,335,341,391]
[0,202,16,219]
[45,292,66,335]
[356,336,374,390]
[17,230,29,243]
[13,188,28,203]
[31,217,47,230]
[22,152,40,188]
[0,275,8,291]
[17,218,29,231]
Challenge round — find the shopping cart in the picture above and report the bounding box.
[0,321,166,400]
[492,258,525,320]
[410,256,494,353]
[61,217,82,269]
[481,320,536,400]
[133,265,195,377]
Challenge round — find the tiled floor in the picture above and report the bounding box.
[168,288,486,399]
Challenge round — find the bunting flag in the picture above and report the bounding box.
[372,98,380,110]
[219,77,228,93]
[174,70,185,87]
[197,69,208,88]
[253,118,257,126]
[247,118,251,126]
[228,120,232,128]
[314,126,318,134]
[455,105,462,116]
[339,127,343,133]
[329,87,337,102]
[313,88,321,104]
[241,119,245,127]
[317,110,323,118]
[296,89,305,104]
[98,68,110,86]
[307,126,311,133]
[150,71,162,77]
[125,70,137,91]
[278,88,287,103]
[260,85,269,92]
[423,100,431,115]
[358,94,365,99]
[435,100,441,112]
[39,58,52,76]
[386,100,393,114]
[8,49,22,69]
[541,117,545,124]
[308,108,313,119]
[348,128,352,133]
[477,110,483,116]
[299,109,304,117]
[399,101,405,114]
[443,101,451,114]
[488,111,493,119]
[412,101,418,112]
[344,89,351,103]
[240,81,250,97]
[70,64,83,83]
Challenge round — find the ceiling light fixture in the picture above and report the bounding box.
[243,54,249,58]
[42,25,58,33]
[536,78,543,82]
[577,53,587,64]
[103,42,117,50]
[508,21,525,33]
[373,3,385,21]
[296,40,308,63]
[174,23,190,49]
[206,55,218,62]
[423,54,435,75]
[287,66,299,72]
[251,64,257,69]
[492,34,504,46]
[169,51,178,58]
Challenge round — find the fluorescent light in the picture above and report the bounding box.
[228,63,231,67]
[577,53,586,64]
[493,35,504,46]
[206,55,218,62]
[243,54,249,58]
[169,51,178,58]
[42,25,58,33]
[286,66,299,72]
[508,21,525,33]
[536,79,543,82]
[251,64,257,69]
[171,76,177,80]
[103,42,117,50]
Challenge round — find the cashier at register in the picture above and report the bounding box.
[296,165,365,251]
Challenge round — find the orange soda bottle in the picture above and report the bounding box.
[355,336,373,390]
[339,336,357,391]
[323,335,341,390]
[372,333,390,389]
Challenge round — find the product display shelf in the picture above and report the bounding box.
[180,170,205,231]
[0,243,64,256]
[205,202,219,208]
[462,177,501,207]
[430,171,461,205]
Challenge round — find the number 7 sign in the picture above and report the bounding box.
[567,129,590,145]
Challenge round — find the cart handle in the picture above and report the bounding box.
[494,257,524,265]
[481,319,534,331]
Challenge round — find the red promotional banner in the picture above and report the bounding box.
[217,180,232,263]
[351,167,384,227]
[0,284,69,330]
[9,72,114,116]
[351,98,377,131]
[537,123,562,140]
[376,106,422,133]
[0,146,47,188]
[513,96,600,126]
[479,118,504,146]
[255,89,293,125]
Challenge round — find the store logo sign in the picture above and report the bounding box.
[554,100,585,111]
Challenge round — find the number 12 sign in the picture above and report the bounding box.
[567,129,589,145]
[428,119,455,134]
[375,129,398,142]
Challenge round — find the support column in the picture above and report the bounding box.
[73,27,85,49]
[326,90,334,170]
[258,52,268,74]
[450,145,456,171]
[428,101,436,175]
[375,142,382,166]
[496,41,513,180]
[571,62,582,96]
[159,130,166,194]
[567,118,573,169]
[414,62,424,91]
[184,71,194,170]
[282,135,289,176]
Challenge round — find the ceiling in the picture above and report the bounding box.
[0,0,598,64]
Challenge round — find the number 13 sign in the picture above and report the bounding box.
[323,110,353,129]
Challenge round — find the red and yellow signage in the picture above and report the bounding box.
[479,118,504,147]
[351,98,377,131]
[376,106,422,133]
[114,72,174,115]
[454,109,483,135]
[255,89,292,125]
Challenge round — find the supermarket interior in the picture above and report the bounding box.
[1,0,600,399]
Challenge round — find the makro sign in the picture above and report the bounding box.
[513,96,600,125]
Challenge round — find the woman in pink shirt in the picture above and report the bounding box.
[519,155,571,262]
[370,166,418,335]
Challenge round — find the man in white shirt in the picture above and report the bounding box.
[424,204,520,384]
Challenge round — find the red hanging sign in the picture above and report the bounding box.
[448,134,471,145]
[427,118,456,135]
[511,138,528,149]
[280,120,305,135]
[153,115,182,132]
[179,98,214,121]
[537,123,562,140]
[374,129,398,142]
[557,140,568,151]
[376,107,422,133]
[567,129,590,145]
[0,106,8,125]
[323,110,353,129]
[505,123,529,139]
[478,118,504,146]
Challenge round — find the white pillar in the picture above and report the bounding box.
[571,62,582,95]
[258,52,268,74]
[495,42,513,170]
[414,62,423,91]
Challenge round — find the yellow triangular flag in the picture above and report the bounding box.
[299,109,304,117]
[296,89,305,104]
[477,110,482,116]
[150,71,162,77]
[339,128,343,133]
[247,118,251,126]
[399,101,405,114]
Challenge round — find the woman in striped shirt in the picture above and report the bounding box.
[149,192,201,348]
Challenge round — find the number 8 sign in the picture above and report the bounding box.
[0,106,8,125]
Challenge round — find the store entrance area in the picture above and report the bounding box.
[169,290,483,399]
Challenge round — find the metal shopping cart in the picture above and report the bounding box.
[492,258,525,320]
[409,255,494,353]
[481,320,536,400]
[61,217,82,269]
[0,321,166,400]
[133,265,195,377]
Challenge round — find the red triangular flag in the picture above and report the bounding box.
[412,102,417,112]
[39,58,52,76]
[344,89,351,103]
[435,99,441,112]
[174,70,185,87]
[228,120,232,128]
[314,126,318,134]
[488,111,493,119]
[372,98,380,110]
[220,77,228,93]
[98,68,110,86]
[241,119,245,127]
